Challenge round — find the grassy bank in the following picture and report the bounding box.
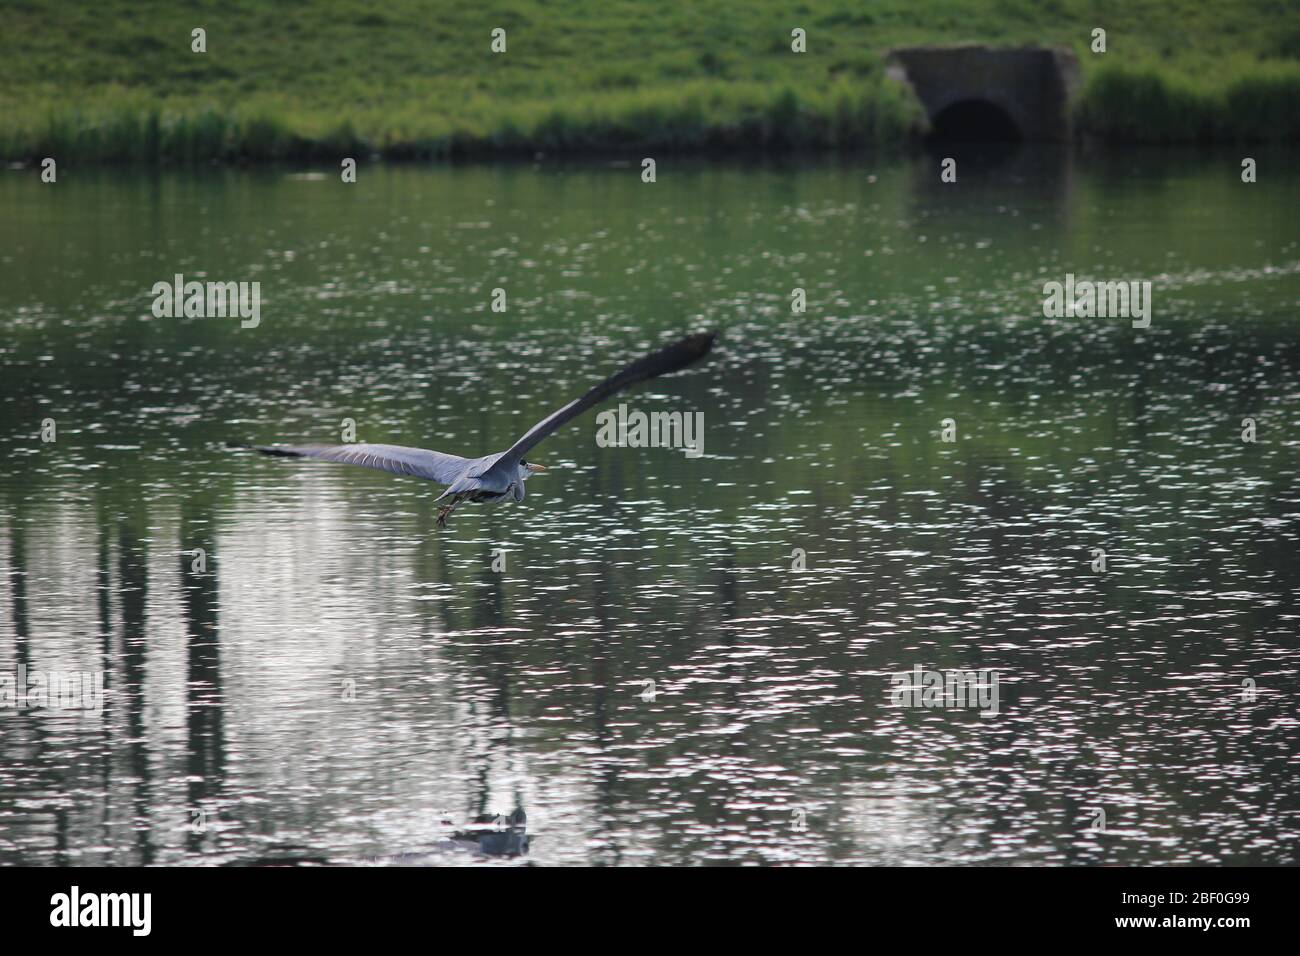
[1078,57,1300,144]
[2,0,1298,163]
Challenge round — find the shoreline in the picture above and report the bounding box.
[4,62,1297,167]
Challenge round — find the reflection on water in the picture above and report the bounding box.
[1,147,1298,865]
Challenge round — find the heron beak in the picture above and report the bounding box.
[527,463,547,473]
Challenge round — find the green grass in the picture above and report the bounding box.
[1078,57,1300,143]
[1,0,1297,163]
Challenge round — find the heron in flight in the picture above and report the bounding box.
[233,331,716,527]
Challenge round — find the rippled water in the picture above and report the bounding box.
[1,147,1298,865]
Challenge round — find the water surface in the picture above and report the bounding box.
[1,148,1298,865]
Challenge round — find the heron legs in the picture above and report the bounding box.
[435,495,465,529]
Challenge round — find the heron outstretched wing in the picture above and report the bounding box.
[468,330,716,478]
[243,442,470,485]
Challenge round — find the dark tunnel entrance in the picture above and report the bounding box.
[927,99,1023,143]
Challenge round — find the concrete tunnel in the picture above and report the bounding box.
[886,45,1082,143]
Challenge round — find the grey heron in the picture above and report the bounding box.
[233,330,716,527]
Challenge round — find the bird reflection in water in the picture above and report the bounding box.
[381,807,530,864]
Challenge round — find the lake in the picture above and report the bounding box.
[1,146,1297,865]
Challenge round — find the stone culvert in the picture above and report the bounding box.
[886,45,1082,142]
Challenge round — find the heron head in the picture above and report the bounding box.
[520,460,547,479]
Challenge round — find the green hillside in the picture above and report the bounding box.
[2,0,1298,162]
